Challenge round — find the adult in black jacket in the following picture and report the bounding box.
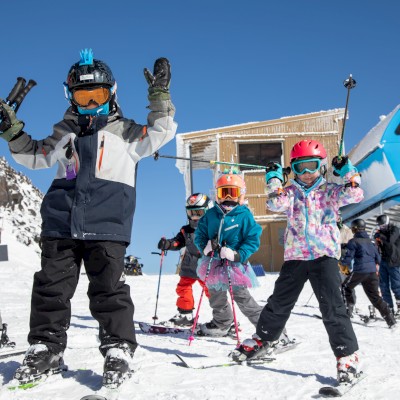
[374,214,400,316]
[341,219,396,328]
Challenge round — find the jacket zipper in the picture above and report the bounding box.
[98,134,105,171]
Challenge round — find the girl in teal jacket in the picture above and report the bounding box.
[194,170,262,336]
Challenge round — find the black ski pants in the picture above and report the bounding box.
[28,238,137,356]
[256,256,358,358]
[342,272,392,317]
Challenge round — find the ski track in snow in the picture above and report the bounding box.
[0,232,398,399]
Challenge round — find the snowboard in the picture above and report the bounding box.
[319,372,366,397]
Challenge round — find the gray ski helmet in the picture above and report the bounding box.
[376,214,389,226]
[351,218,366,231]
[186,193,213,220]
[66,48,115,90]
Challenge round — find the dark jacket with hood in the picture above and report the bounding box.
[163,220,202,279]
[8,100,177,243]
[374,224,400,266]
[341,231,381,274]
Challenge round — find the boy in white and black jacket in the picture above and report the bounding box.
[0,49,177,387]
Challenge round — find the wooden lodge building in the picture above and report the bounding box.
[175,109,346,272]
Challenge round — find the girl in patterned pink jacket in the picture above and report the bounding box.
[232,140,364,385]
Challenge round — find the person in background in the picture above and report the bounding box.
[374,214,400,317]
[232,140,364,384]
[341,218,396,328]
[0,310,15,349]
[337,210,355,306]
[337,210,354,273]
[0,49,176,388]
[157,193,213,327]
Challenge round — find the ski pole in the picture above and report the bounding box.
[151,246,167,323]
[337,74,356,159]
[0,77,37,125]
[188,251,215,345]
[154,151,266,170]
[304,292,314,307]
[153,151,293,173]
[226,261,241,345]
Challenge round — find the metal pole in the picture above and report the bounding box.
[338,75,356,158]
[189,144,194,194]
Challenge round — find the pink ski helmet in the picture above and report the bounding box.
[290,140,327,161]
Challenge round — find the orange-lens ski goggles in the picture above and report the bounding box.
[217,186,241,200]
[187,208,206,218]
[72,87,111,107]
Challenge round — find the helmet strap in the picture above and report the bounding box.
[219,200,239,214]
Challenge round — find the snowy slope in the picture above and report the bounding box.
[0,231,399,399]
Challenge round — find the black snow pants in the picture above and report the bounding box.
[28,238,137,356]
[342,272,392,318]
[256,256,358,358]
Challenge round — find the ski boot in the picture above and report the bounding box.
[226,322,241,339]
[164,310,194,327]
[382,310,397,328]
[198,320,230,337]
[103,343,135,389]
[14,344,66,384]
[346,304,354,318]
[395,300,400,318]
[336,353,360,383]
[275,328,296,350]
[231,334,274,362]
[0,323,16,348]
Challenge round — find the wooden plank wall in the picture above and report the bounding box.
[215,113,343,271]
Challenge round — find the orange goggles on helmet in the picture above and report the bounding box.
[72,87,111,107]
[216,186,241,200]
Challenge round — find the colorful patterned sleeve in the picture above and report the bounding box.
[265,178,290,212]
[333,171,364,207]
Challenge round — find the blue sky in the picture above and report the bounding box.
[1,0,399,274]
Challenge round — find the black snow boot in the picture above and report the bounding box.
[383,311,397,328]
[103,343,135,389]
[14,344,65,384]
[346,304,354,318]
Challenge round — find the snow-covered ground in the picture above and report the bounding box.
[0,227,398,400]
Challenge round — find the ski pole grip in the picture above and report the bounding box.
[6,77,26,105]
[13,79,37,112]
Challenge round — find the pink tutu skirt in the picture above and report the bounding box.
[196,256,259,291]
